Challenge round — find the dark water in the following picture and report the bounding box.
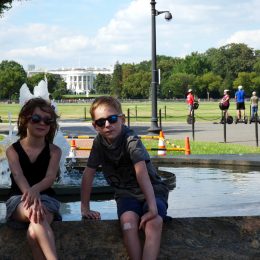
[1,166,260,222]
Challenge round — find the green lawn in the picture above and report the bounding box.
[1,100,258,155]
[142,139,260,156]
[0,99,249,123]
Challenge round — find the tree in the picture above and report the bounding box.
[0,60,27,99]
[0,0,27,17]
[182,52,210,75]
[122,63,135,82]
[233,72,257,95]
[206,43,255,89]
[110,62,122,97]
[161,72,195,99]
[196,72,223,98]
[93,73,112,94]
[121,71,151,99]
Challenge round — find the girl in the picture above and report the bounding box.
[5,97,61,260]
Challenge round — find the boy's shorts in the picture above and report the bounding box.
[116,197,168,220]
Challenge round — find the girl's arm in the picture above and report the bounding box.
[134,160,158,229]
[6,145,31,193]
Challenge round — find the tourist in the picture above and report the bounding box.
[235,85,245,120]
[250,91,259,120]
[81,96,169,260]
[186,89,195,116]
[5,97,61,260]
[219,89,230,118]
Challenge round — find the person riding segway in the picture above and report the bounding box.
[234,85,248,124]
[186,89,199,124]
[249,91,260,124]
[219,89,233,124]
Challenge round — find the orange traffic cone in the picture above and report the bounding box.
[185,136,191,155]
[69,139,77,157]
[158,131,166,156]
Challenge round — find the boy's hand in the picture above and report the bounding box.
[139,209,158,230]
[81,209,101,220]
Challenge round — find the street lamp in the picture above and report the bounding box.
[148,0,172,134]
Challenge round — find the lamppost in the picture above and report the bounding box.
[148,0,172,133]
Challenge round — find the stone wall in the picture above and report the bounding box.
[0,217,260,259]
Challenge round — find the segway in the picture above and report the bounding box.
[235,115,248,124]
[187,101,199,124]
[220,115,233,124]
[219,102,233,124]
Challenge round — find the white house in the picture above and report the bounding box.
[27,66,113,95]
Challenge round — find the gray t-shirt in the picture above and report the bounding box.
[87,125,169,201]
[251,96,259,107]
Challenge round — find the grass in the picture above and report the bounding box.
[0,100,258,155]
[0,99,250,122]
[142,139,260,156]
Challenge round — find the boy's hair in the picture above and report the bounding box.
[90,96,122,120]
[17,97,59,143]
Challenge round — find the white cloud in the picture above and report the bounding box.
[1,0,260,69]
[222,30,260,49]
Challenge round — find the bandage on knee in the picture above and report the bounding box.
[123,222,132,230]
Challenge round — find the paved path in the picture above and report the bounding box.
[59,120,259,147]
[1,121,259,164]
[0,120,258,146]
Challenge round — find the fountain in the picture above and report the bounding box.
[0,80,176,200]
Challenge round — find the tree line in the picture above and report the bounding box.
[0,43,260,101]
[95,43,260,100]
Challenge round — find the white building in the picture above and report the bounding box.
[27,66,113,95]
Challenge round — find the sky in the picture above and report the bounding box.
[0,0,260,71]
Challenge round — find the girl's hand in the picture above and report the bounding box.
[28,199,46,223]
[21,187,40,209]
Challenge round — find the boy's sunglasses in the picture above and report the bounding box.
[94,114,123,127]
[29,114,54,126]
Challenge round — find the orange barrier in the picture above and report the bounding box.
[66,133,191,155]
[158,131,166,156]
[185,137,191,155]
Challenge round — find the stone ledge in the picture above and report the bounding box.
[0,216,260,259]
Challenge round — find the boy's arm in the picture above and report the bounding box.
[81,166,101,220]
[134,160,158,229]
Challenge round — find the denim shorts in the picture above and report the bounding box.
[116,197,168,220]
[6,194,62,229]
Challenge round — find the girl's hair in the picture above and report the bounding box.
[17,98,59,142]
[90,96,122,120]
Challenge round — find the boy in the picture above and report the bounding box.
[81,96,169,260]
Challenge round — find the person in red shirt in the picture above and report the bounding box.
[186,89,195,116]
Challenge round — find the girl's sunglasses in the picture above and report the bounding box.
[94,114,123,127]
[29,114,54,126]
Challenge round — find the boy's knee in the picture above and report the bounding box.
[120,213,139,231]
[122,222,138,231]
[146,215,163,230]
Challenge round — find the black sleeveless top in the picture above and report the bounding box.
[9,141,55,196]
